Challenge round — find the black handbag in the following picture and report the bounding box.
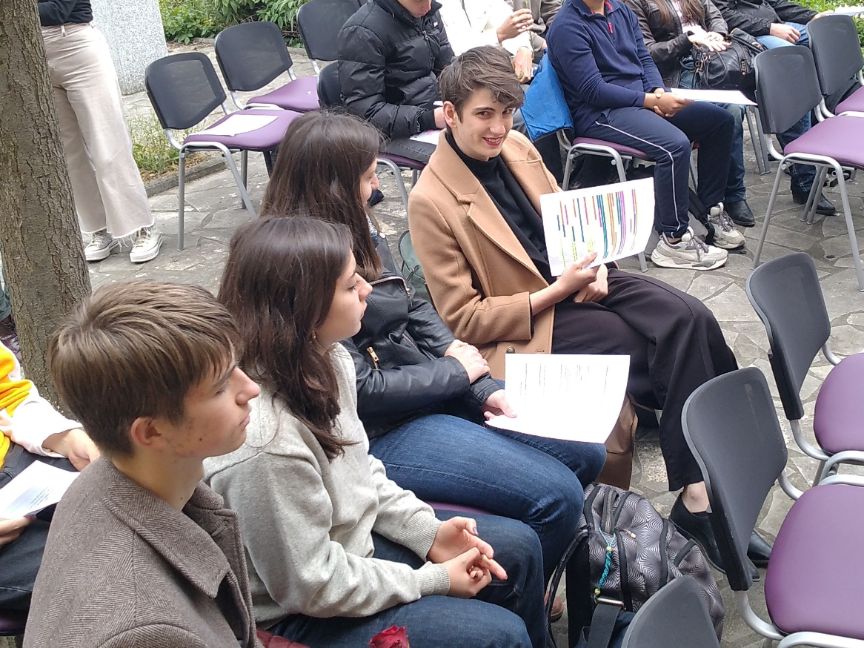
[693,28,765,99]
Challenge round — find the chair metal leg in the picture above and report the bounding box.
[240,150,249,209]
[754,112,773,174]
[834,167,864,291]
[746,107,768,175]
[177,151,186,250]
[800,166,825,224]
[753,163,787,267]
[562,150,577,190]
[223,151,256,216]
[377,158,409,212]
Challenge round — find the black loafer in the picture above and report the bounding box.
[747,530,772,567]
[791,188,837,216]
[670,496,760,580]
[725,200,755,228]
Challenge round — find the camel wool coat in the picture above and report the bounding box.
[408,130,559,379]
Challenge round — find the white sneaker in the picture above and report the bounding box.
[707,203,746,250]
[651,228,727,271]
[129,227,163,264]
[84,230,118,262]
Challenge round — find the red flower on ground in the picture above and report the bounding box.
[369,625,411,648]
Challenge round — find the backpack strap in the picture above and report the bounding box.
[585,602,622,648]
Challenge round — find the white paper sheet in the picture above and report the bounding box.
[540,178,655,274]
[196,114,278,137]
[486,354,630,444]
[832,6,864,15]
[409,129,442,146]
[669,88,757,106]
[0,461,78,519]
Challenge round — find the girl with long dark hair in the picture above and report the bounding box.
[206,216,546,647]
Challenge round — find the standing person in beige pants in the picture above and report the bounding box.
[39,0,163,263]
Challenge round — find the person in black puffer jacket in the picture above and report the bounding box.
[261,110,610,593]
[338,0,454,163]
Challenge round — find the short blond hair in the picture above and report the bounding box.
[49,281,241,456]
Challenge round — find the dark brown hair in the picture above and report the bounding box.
[218,216,354,460]
[652,0,707,33]
[49,282,241,457]
[261,111,384,280]
[438,46,525,116]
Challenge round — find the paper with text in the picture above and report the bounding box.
[486,354,630,443]
[197,114,278,137]
[540,178,654,274]
[0,461,78,519]
[669,88,757,106]
[409,129,442,146]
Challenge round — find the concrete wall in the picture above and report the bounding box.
[90,0,168,94]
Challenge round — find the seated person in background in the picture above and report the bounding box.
[25,282,262,647]
[712,0,835,214]
[506,0,563,62]
[210,216,548,648]
[260,110,608,591]
[624,0,757,227]
[0,342,97,611]
[546,0,745,269]
[439,0,536,81]
[338,0,453,164]
[408,46,772,576]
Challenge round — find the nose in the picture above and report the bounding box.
[235,367,260,402]
[490,119,508,136]
[371,173,380,190]
[359,277,373,301]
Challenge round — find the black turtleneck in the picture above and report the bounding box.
[446,131,553,283]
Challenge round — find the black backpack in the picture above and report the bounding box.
[547,484,724,647]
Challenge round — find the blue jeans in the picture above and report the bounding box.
[680,64,747,204]
[758,22,817,189]
[272,511,544,648]
[370,413,606,583]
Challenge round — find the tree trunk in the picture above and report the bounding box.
[0,0,91,404]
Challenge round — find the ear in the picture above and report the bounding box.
[443,101,459,129]
[128,416,166,451]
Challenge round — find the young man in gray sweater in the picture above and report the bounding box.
[24,282,263,648]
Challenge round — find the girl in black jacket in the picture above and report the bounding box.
[260,110,608,590]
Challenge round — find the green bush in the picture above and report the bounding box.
[159,0,226,44]
[212,0,308,36]
[796,0,864,45]
[130,115,207,180]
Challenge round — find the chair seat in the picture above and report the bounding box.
[570,137,648,159]
[813,353,864,454]
[249,76,320,113]
[184,109,301,152]
[382,154,426,171]
[784,115,864,168]
[0,610,26,636]
[835,86,864,115]
[765,483,864,638]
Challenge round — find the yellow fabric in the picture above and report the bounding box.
[0,346,34,469]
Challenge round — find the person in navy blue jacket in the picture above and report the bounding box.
[547,0,745,271]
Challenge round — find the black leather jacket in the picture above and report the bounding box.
[343,236,500,437]
[712,0,814,37]
[337,0,454,138]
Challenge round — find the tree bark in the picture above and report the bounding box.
[0,0,91,404]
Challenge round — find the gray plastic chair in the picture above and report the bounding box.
[746,252,864,483]
[297,0,362,73]
[808,14,864,119]
[751,46,864,291]
[620,576,719,648]
[683,367,864,647]
[214,21,319,113]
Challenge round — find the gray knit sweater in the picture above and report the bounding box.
[204,345,450,625]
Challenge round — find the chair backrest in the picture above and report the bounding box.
[754,46,823,135]
[521,54,574,141]
[682,367,788,592]
[298,0,362,63]
[317,62,341,108]
[745,252,830,421]
[808,14,864,98]
[621,576,720,648]
[145,52,226,131]
[214,21,293,93]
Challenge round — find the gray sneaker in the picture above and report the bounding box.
[84,230,118,262]
[707,203,745,250]
[650,228,727,271]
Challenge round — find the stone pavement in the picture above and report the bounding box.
[95,45,864,647]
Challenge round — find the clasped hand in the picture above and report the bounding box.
[427,516,508,597]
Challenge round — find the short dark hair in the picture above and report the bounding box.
[438,46,524,116]
[50,282,241,457]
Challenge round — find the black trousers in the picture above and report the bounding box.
[0,444,75,610]
[552,269,737,491]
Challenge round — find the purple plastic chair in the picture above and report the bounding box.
[683,367,864,647]
[144,52,302,249]
[215,22,319,113]
[808,15,864,120]
[751,46,864,291]
[746,252,864,484]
